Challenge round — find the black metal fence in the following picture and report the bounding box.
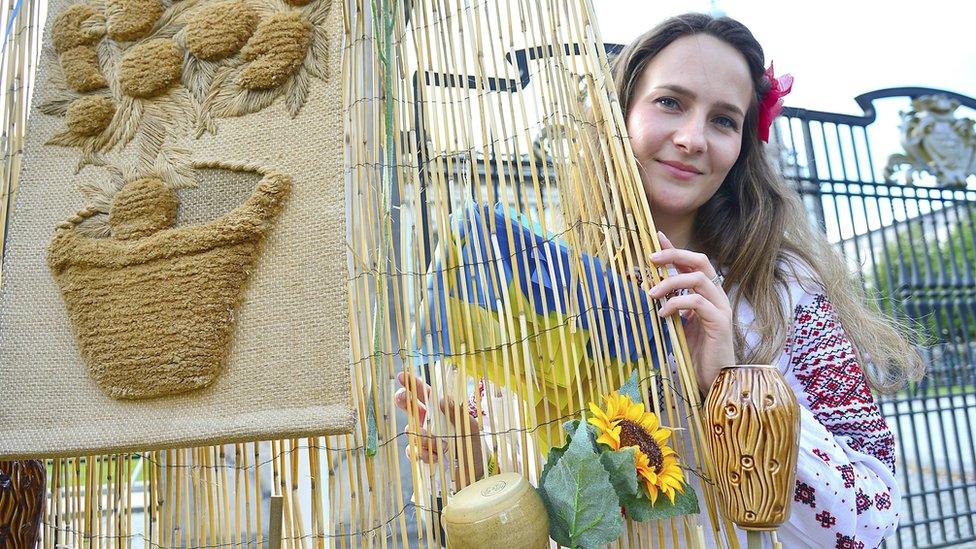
[778,89,976,548]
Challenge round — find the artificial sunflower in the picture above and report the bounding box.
[588,392,686,505]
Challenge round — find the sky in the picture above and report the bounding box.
[592,0,976,115]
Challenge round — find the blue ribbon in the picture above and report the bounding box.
[2,0,24,53]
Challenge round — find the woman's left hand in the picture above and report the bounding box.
[648,231,735,394]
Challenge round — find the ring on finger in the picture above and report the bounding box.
[710,273,724,288]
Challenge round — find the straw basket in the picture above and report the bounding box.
[48,169,291,400]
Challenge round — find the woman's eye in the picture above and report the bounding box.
[655,96,679,110]
[714,116,739,130]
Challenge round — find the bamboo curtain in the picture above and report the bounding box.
[1,0,740,547]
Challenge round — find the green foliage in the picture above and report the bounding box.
[539,439,567,489]
[561,419,600,453]
[618,370,642,403]
[872,207,976,343]
[541,422,623,548]
[620,483,701,522]
[600,448,639,498]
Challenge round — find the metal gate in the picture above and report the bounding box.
[777,89,976,548]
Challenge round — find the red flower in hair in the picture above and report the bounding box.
[757,62,793,143]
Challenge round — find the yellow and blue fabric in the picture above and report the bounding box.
[415,202,667,449]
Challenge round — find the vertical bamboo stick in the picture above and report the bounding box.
[255,442,264,548]
[234,444,243,549]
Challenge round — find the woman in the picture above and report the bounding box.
[396,12,922,548]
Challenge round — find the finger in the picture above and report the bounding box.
[394,387,408,409]
[439,397,484,445]
[405,444,439,464]
[397,371,430,405]
[656,292,731,327]
[658,231,674,250]
[417,435,440,456]
[439,395,466,427]
[407,426,440,454]
[395,388,429,423]
[649,247,716,277]
[649,272,728,307]
[421,447,439,463]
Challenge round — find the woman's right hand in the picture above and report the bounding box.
[393,371,485,485]
[394,371,441,463]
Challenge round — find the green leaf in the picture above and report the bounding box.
[562,419,600,452]
[543,421,624,548]
[539,442,568,489]
[621,482,700,522]
[619,370,642,403]
[485,452,498,476]
[364,390,378,456]
[600,447,639,498]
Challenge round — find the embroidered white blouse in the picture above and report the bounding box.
[723,259,901,548]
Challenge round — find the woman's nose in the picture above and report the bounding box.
[673,114,707,154]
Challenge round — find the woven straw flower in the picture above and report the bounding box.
[193,0,335,128]
[588,393,686,504]
[40,0,198,172]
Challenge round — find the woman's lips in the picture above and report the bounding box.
[657,159,702,180]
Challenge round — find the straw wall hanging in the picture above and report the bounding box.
[0,0,353,458]
[0,0,796,547]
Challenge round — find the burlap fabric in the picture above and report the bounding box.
[0,0,352,458]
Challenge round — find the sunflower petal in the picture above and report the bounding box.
[625,403,645,422]
[641,412,660,432]
[664,486,677,504]
[588,401,606,420]
[652,427,672,444]
[596,432,619,450]
[644,469,658,484]
[608,394,626,417]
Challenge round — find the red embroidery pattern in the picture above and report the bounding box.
[837,464,855,489]
[794,480,816,507]
[468,377,486,419]
[834,533,865,549]
[856,490,871,514]
[813,448,831,462]
[787,294,896,473]
[875,491,892,510]
[816,510,837,528]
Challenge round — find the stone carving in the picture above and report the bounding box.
[885,95,976,188]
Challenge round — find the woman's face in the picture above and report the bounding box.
[626,34,753,225]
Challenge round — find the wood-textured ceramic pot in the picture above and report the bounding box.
[0,460,46,548]
[704,365,800,531]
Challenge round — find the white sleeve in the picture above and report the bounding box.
[754,285,901,549]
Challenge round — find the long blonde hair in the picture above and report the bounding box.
[608,13,924,392]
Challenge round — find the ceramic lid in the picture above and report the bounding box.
[442,473,533,524]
